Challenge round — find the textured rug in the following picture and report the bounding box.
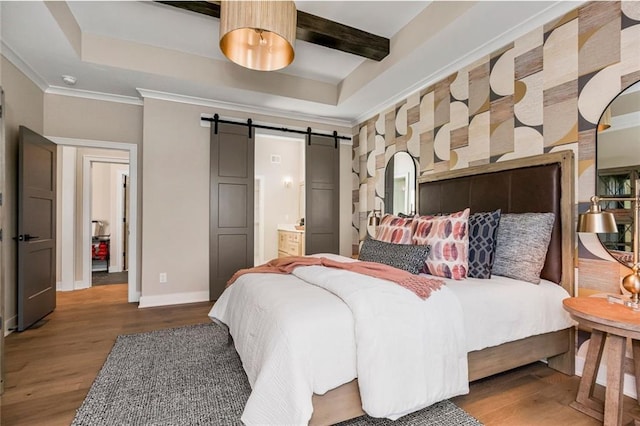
[72,323,482,425]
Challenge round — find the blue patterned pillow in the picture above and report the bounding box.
[468,209,501,279]
[358,239,431,275]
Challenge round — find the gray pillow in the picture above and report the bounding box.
[492,213,555,284]
[358,239,431,275]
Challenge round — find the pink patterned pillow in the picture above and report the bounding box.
[375,214,416,244]
[412,208,470,280]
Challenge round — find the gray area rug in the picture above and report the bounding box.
[72,323,482,425]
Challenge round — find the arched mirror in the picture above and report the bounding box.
[384,151,417,215]
[596,80,640,266]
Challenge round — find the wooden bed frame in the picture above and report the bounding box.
[309,151,576,425]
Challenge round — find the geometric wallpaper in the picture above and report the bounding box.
[352,1,640,295]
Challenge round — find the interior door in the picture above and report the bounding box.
[305,134,339,255]
[17,126,57,331]
[210,123,254,300]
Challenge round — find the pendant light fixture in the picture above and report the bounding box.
[219,0,297,72]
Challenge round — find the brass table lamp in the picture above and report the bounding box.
[578,182,640,309]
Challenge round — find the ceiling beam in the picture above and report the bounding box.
[156,1,390,62]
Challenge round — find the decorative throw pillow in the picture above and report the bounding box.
[375,214,416,244]
[468,209,502,279]
[412,208,470,280]
[492,212,555,284]
[358,239,431,275]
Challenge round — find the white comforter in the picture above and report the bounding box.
[444,275,576,352]
[209,254,469,425]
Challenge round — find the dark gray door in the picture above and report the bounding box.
[17,126,57,331]
[210,123,254,300]
[305,135,339,254]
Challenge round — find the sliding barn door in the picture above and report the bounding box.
[305,135,339,255]
[210,123,254,300]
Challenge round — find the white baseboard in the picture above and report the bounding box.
[57,280,76,291]
[575,340,637,399]
[130,291,141,303]
[138,291,209,309]
[75,280,90,290]
[4,315,16,337]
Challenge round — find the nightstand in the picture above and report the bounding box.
[563,297,640,425]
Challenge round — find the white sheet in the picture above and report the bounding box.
[442,275,576,352]
[291,262,468,420]
[210,271,357,424]
[209,256,575,425]
[209,254,468,425]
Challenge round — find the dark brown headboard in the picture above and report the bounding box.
[417,151,574,289]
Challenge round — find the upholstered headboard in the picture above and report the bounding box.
[417,151,574,291]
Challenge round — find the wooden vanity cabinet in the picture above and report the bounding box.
[278,230,305,257]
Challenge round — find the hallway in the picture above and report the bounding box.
[91,271,128,286]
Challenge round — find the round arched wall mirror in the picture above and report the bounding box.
[596,79,640,266]
[384,151,417,216]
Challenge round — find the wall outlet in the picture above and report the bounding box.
[159,272,167,283]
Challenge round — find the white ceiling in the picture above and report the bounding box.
[1,1,586,127]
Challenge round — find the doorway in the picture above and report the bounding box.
[90,160,129,286]
[254,131,305,263]
[49,136,139,303]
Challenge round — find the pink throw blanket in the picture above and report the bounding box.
[227,256,444,299]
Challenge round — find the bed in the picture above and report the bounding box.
[209,150,577,425]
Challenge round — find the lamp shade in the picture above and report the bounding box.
[219,0,297,71]
[577,210,618,233]
[598,107,612,132]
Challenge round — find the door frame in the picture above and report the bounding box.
[113,168,129,273]
[254,175,265,266]
[0,87,5,392]
[48,136,139,303]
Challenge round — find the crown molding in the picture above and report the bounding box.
[137,88,354,130]
[1,41,49,92]
[2,41,143,106]
[353,0,587,125]
[46,86,144,106]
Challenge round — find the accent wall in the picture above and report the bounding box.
[352,1,640,296]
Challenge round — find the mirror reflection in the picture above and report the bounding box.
[384,151,416,215]
[596,80,640,266]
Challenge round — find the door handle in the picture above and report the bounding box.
[16,234,40,242]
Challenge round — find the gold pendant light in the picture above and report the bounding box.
[219,0,297,72]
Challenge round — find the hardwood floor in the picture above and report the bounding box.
[2,284,640,425]
[1,285,213,426]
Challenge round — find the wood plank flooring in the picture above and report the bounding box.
[1,285,212,426]
[2,284,640,425]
